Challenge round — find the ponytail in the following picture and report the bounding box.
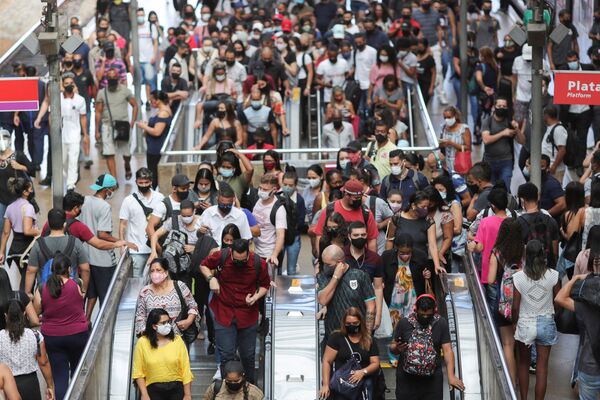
[47,252,71,298]
[5,300,25,343]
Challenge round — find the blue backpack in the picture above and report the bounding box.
[37,236,77,285]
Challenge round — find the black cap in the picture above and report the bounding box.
[103,41,115,50]
[347,140,362,153]
[171,173,191,187]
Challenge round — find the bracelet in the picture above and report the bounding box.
[206,275,214,283]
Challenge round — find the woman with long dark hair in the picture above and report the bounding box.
[559,182,585,278]
[262,150,284,185]
[194,101,242,149]
[132,308,193,399]
[320,307,380,400]
[0,300,54,400]
[33,253,88,400]
[193,167,218,215]
[486,218,523,387]
[574,225,600,275]
[0,268,39,331]
[423,186,454,270]
[302,164,324,225]
[512,240,560,400]
[474,46,499,136]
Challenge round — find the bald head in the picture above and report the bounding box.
[322,245,345,265]
[426,151,446,170]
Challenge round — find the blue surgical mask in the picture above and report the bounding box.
[281,186,295,195]
[219,167,234,178]
[251,100,262,110]
[568,61,579,70]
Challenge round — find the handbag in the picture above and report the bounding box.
[374,301,393,339]
[329,337,366,399]
[104,89,130,142]
[561,230,582,264]
[453,145,472,175]
[498,264,518,321]
[173,281,199,345]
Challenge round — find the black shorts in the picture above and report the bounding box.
[395,368,443,400]
[87,265,116,302]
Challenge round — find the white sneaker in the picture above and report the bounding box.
[213,364,221,381]
[439,92,449,105]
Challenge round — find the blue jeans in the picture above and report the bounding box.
[451,78,478,130]
[45,331,89,400]
[139,62,157,91]
[578,371,600,400]
[285,235,301,275]
[214,319,258,383]
[130,253,149,277]
[350,0,369,11]
[488,159,513,191]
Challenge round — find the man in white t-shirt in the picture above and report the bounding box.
[353,32,377,123]
[316,44,349,103]
[119,168,165,276]
[511,44,549,125]
[146,173,192,241]
[60,74,88,190]
[541,105,570,184]
[135,8,158,107]
[396,37,418,92]
[252,174,287,273]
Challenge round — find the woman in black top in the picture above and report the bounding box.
[415,38,436,106]
[320,307,380,400]
[0,268,38,330]
[474,47,499,137]
[192,168,219,215]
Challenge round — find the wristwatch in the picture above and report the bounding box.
[362,369,368,376]
[206,275,214,283]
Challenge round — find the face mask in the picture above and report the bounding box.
[0,138,9,152]
[108,78,119,90]
[215,110,227,120]
[63,61,73,68]
[467,41,475,48]
[226,380,244,392]
[342,52,351,60]
[276,43,287,51]
[444,117,456,127]
[339,159,350,169]
[417,314,433,327]
[415,207,428,218]
[357,44,366,51]
[226,60,235,67]
[138,185,151,194]
[308,178,321,188]
[64,85,75,94]
[568,61,579,70]
[215,74,226,82]
[201,14,211,22]
[181,215,194,224]
[421,2,431,10]
[295,0,305,4]
[281,186,295,196]
[329,57,338,64]
[345,324,360,334]
[258,189,271,201]
[317,48,325,55]
[562,19,571,25]
[389,202,403,213]
[184,11,195,18]
[505,39,514,47]
[151,271,167,285]
[495,108,508,118]
[175,190,188,201]
[105,49,115,59]
[73,59,83,68]
[218,202,233,214]
[156,323,172,336]
[467,183,479,194]
[391,165,403,176]
[251,100,262,110]
[106,190,114,200]
[233,256,248,267]
[137,16,145,24]
[350,198,362,210]
[171,72,181,80]
[197,184,211,193]
[351,237,367,249]
[333,120,343,129]
[263,161,276,170]
[379,55,389,63]
[219,167,234,178]
[483,9,491,15]
[375,134,387,143]
[397,50,407,58]
[322,263,336,277]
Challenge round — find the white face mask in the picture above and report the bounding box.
[181,215,194,225]
[390,165,403,176]
[201,14,210,22]
[438,190,447,200]
[379,55,389,63]
[215,74,226,82]
[105,190,114,200]
[389,202,403,213]
[340,159,350,169]
[257,189,271,201]
[444,117,456,127]
[156,323,172,336]
[276,43,287,51]
[0,138,9,152]
[308,178,321,188]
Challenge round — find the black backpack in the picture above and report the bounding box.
[324,201,370,228]
[380,170,423,198]
[218,248,262,292]
[146,197,179,247]
[546,123,581,168]
[269,194,298,246]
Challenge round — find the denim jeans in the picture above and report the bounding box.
[45,331,89,400]
[487,159,513,191]
[284,235,301,275]
[130,253,150,277]
[214,319,258,383]
[578,371,600,400]
[451,78,478,131]
[139,62,157,91]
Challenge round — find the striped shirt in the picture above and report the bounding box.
[412,8,440,45]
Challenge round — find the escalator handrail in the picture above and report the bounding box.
[414,84,439,150]
[64,250,131,400]
[463,252,518,400]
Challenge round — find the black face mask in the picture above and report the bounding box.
[236,50,245,57]
[350,198,362,210]
[345,324,360,334]
[402,14,411,19]
[171,72,180,80]
[73,59,83,68]
[263,60,272,67]
[226,60,235,67]
[322,263,336,277]
[218,203,232,214]
[325,227,337,238]
[356,44,366,51]
[375,134,387,143]
[216,110,226,119]
[64,85,75,94]
[351,237,367,249]
[105,50,115,59]
[593,59,600,68]
[495,108,508,118]
[329,57,338,64]
[175,190,188,201]
[483,9,491,15]
[333,120,343,129]
[184,11,195,18]
[421,2,431,10]
[467,183,479,194]
[417,314,433,327]
[138,185,151,194]
[63,61,73,68]
[108,78,119,89]
[232,257,248,267]
[226,380,244,392]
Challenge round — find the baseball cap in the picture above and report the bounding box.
[522,44,532,61]
[281,19,292,33]
[347,140,362,153]
[103,41,115,51]
[90,173,117,191]
[171,173,191,187]
[273,14,284,21]
[343,179,364,196]
[332,24,345,39]
[252,22,264,32]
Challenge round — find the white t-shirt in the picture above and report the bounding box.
[398,51,418,85]
[138,22,158,63]
[513,269,559,318]
[162,215,203,245]
[151,195,181,221]
[297,51,313,81]
[316,58,349,102]
[511,56,532,102]
[119,190,165,254]
[541,123,567,168]
[252,198,287,259]
[354,46,377,90]
[61,93,86,144]
[197,205,252,246]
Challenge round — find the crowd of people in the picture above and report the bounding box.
[0,0,598,399]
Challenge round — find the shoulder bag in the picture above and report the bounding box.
[329,336,366,400]
[173,281,200,345]
[104,88,130,142]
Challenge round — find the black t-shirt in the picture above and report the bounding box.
[494,46,521,77]
[73,69,95,109]
[160,76,189,113]
[518,211,559,266]
[416,55,435,90]
[326,331,379,370]
[540,173,565,213]
[452,46,478,79]
[393,314,450,368]
[392,215,433,269]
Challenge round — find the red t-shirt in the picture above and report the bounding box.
[314,200,378,240]
[201,250,271,329]
[245,143,276,160]
[41,212,94,243]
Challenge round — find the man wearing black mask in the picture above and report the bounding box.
[365,120,397,180]
[465,161,493,221]
[316,43,349,103]
[223,47,247,103]
[470,0,499,49]
[160,63,189,114]
[72,53,96,170]
[389,5,421,39]
[344,221,384,331]
[481,97,521,190]
[94,41,126,89]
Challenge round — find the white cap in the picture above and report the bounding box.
[522,44,532,61]
[252,22,264,32]
[332,24,345,39]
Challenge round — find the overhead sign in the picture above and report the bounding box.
[0,78,39,112]
[553,71,600,105]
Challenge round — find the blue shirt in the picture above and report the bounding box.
[540,173,564,212]
[242,208,258,227]
[379,169,430,209]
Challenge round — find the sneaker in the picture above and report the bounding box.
[207,342,215,355]
[212,364,221,380]
[145,101,151,111]
[40,177,52,186]
[529,362,537,374]
[84,160,93,169]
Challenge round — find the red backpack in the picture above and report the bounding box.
[402,313,440,377]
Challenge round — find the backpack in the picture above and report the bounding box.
[546,123,581,168]
[163,228,191,276]
[380,170,422,198]
[38,237,78,285]
[241,187,259,211]
[212,379,249,400]
[325,202,370,230]
[41,218,77,237]
[402,313,440,377]
[498,262,520,321]
[269,194,298,246]
[519,213,555,267]
[218,248,262,292]
[147,197,180,247]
